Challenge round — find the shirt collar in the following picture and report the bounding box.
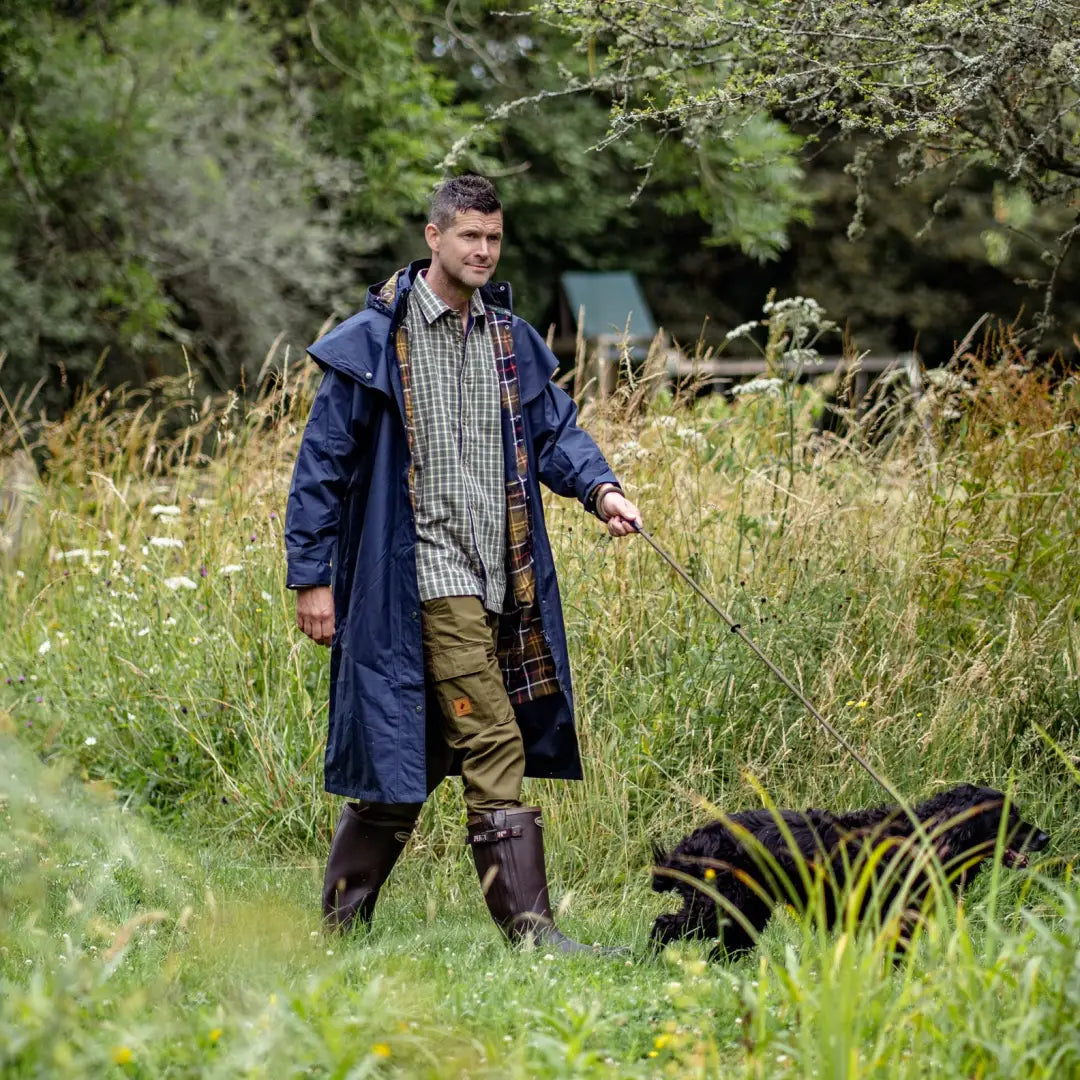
[413,270,486,325]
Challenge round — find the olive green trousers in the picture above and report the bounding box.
[347,595,526,827]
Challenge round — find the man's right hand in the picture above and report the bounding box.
[296,586,335,646]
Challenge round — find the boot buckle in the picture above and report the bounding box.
[467,825,523,845]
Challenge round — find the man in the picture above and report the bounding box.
[285,174,641,953]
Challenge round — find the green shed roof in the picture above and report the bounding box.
[560,271,656,340]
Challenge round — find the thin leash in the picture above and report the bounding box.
[631,522,900,803]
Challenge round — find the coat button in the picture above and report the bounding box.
[364,371,373,380]
[414,704,422,713]
[410,610,418,619]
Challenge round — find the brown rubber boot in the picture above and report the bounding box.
[322,804,414,932]
[466,807,627,955]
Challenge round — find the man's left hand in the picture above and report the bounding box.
[598,489,643,537]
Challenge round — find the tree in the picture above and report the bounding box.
[526,0,1080,337]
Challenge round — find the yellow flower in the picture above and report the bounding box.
[209,1028,223,1044]
[856,700,869,709]
[654,1034,673,1049]
[648,1050,658,1058]
[704,867,716,880]
[111,1046,133,1065]
[371,1043,391,1059]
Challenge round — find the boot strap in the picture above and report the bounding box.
[467,825,523,845]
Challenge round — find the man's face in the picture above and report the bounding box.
[425,210,503,291]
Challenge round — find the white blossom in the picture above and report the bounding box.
[84,736,97,747]
[149,537,184,549]
[725,320,759,341]
[38,639,51,655]
[732,377,784,398]
[163,576,197,590]
[220,564,244,576]
[150,505,181,518]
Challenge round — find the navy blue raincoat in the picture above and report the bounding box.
[285,261,620,803]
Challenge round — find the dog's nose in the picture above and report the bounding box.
[1031,830,1050,851]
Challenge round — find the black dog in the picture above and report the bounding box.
[651,784,1049,956]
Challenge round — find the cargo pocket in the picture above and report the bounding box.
[427,643,489,683]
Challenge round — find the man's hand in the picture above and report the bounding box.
[598,488,643,537]
[296,585,335,646]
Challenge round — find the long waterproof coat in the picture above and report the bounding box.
[285,261,620,803]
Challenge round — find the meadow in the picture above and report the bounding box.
[1,322,1078,1078]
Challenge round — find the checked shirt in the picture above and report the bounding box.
[404,271,507,613]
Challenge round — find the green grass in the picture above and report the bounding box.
[2,339,1079,1076]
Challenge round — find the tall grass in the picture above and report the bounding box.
[1,323,1078,1076]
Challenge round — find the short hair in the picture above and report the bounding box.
[429,175,501,230]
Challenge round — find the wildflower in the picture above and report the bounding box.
[654,1034,673,1050]
[163,577,197,590]
[856,700,869,709]
[725,320,759,341]
[35,696,42,704]
[150,505,181,518]
[704,867,717,880]
[52,549,88,562]
[260,591,273,602]
[371,1044,391,1059]
[199,565,208,578]
[38,640,51,656]
[84,736,97,746]
[220,565,244,576]
[149,537,184,549]
[732,377,783,399]
[111,1046,133,1065]
[783,347,823,367]
[209,1028,223,1044]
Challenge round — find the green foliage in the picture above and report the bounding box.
[0,3,350,406]
[2,331,1080,1074]
[531,0,1080,336]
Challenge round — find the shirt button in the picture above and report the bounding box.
[364,371,373,380]
[410,610,418,620]
[414,704,422,713]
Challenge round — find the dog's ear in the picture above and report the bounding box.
[651,840,668,866]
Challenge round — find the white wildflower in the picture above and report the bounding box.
[783,347,823,367]
[16,570,24,579]
[163,617,177,627]
[675,427,706,446]
[655,415,678,429]
[137,627,151,637]
[38,640,51,655]
[52,549,88,562]
[260,591,273,603]
[84,736,97,747]
[150,505,181,518]
[732,377,784,399]
[163,576,197,590]
[725,320,759,341]
[219,564,244,576]
[149,537,184,549]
